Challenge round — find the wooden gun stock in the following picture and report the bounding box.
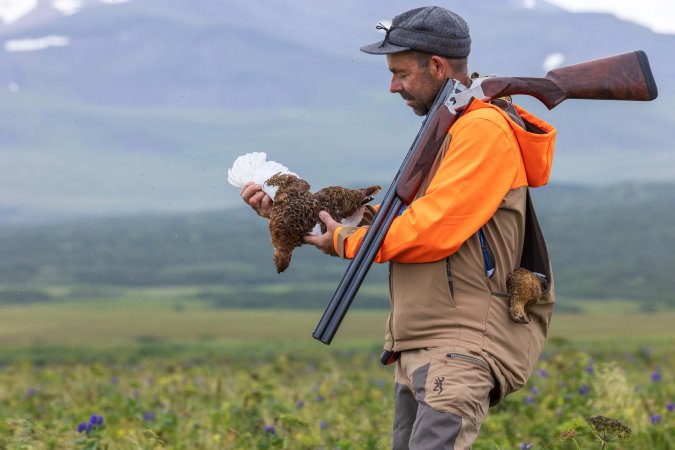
[312,51,658,345]
[481,50,658,109]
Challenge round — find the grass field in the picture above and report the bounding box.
[1,298,673,353]
[0,299,673,449]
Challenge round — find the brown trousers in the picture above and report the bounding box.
[392,347,495,450]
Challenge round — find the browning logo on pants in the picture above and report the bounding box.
[393,347,495,450]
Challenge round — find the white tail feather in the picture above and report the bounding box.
[228,152,298,199]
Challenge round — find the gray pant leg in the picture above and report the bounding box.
[392,383,417,450]
[408,363,462,450]
[409,403,462,449]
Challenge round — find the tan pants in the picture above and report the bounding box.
[392,347,495,450]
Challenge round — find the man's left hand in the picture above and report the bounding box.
[303,211,339,257]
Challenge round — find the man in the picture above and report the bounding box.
[242,6,557,449]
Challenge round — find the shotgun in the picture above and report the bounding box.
[312,50,658,345]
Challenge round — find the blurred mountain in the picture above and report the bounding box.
[0,0,673,223]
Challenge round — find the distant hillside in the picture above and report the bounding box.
[0,0,673,223]
[0,182,672,309]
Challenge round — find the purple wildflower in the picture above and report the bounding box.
[264,425,276,435]
[110,376,119,385]
[530,386,539,395]
[89,414,102,426]
[579,385,590,395]
[650,371,662,383]
[25,388,36,397]
[316,394,325,402]
[585,365,594,375]
[143,412,155,422]
[667,402,674,413]
[375,379,385,388]
[295,400,304,409]
[525,396,535,405]
[78,414,104,434]
[320,421,328,430]
[650,414,661,425]
[520,443,533,450]
[538,369,549,378]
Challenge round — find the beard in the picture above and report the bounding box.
[399,76,444,116]
[400,92,430,116]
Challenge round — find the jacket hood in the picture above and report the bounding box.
[462,99,557,187]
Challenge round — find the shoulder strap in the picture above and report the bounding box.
[520,189,552,288]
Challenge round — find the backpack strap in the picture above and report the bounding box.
[520,189,552,290]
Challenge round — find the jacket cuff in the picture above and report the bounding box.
[334,225,359,258]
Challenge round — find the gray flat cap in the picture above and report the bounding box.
[360,6,470,59]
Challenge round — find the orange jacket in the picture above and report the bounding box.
[333,98,556,262]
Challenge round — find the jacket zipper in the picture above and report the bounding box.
[447,353,490,370]
[478,229,495,278]
[446,256,455,298]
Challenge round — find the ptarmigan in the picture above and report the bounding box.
[506,268,547,323]
[229,152,380,272]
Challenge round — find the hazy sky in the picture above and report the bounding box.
[545,0,675,34]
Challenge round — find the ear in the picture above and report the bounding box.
[428,55,448,80]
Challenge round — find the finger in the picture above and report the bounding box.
[260,194,273,210]
[303,235,318,245]
[248,191,265,208]
[318,211,339,229]
[239,181,254,196]
[258,195,273,217]
[318,210,334,223]
[240,182,258,197]
[241,184,262,202]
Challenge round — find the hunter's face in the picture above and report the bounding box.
[386,52,444,116]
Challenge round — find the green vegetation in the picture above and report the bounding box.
[0,302,673,449]
[0,300,674,359]
[0,182,674,311]
[0,183,672,447]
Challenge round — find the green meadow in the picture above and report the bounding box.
[0,297,673,449]
[0,297,674,351]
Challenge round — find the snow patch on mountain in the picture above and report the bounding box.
[0,0,38,24]
[53,0,83,16]
[5,35,70,52]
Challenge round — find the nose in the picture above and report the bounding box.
[390,76,402,93]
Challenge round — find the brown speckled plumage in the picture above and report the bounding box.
[506,268,545,323]
[266,173,380,273]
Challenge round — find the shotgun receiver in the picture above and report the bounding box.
[312,50,658,345]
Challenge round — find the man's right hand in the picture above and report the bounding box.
[241,182,273,218]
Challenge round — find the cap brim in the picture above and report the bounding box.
[359,40,411,55]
